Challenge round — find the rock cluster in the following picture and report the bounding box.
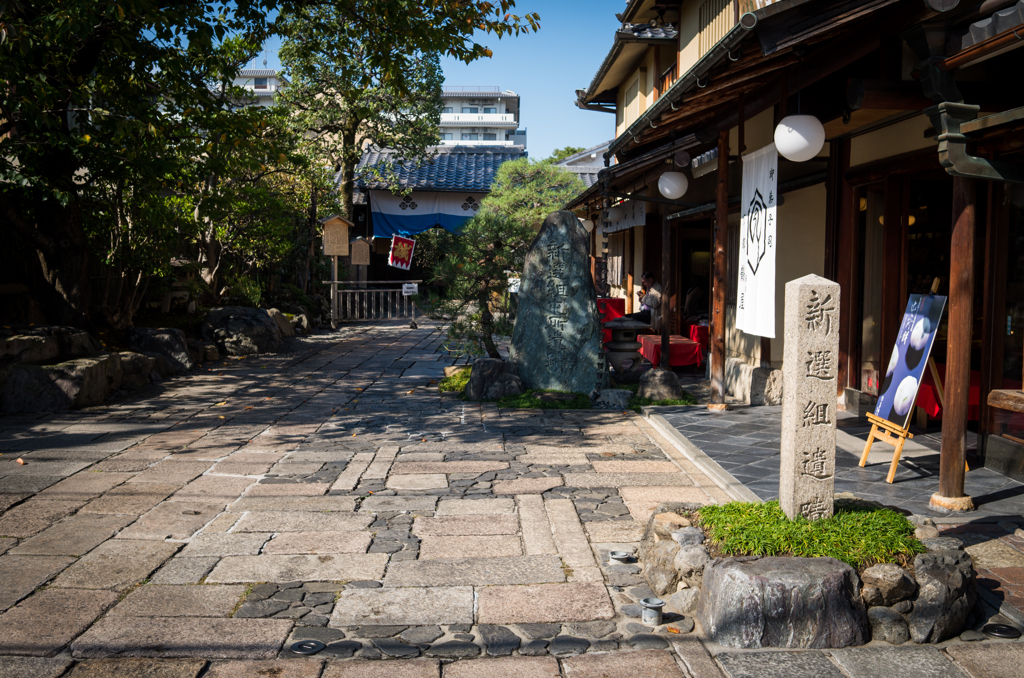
[463,359,523,401]
[201,306,283,356]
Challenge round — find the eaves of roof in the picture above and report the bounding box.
[555,140,614,166]
[579,24,679,107]
[352,145,527,193]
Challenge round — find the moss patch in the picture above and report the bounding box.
[696,500,925,570]
[496,389,593,410]
[438,367,471,393]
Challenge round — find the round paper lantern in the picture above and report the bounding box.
[658,172,689,199]
[606,205,624,223]
[580,219,594,233]
[774,115,826,162]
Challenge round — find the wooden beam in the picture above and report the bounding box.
[834,138,858,395]
[846,78,933,112]
[937,176,976,506]
[661,212,672,366]
[710,129,729,408]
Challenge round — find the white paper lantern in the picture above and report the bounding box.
[606,205,624,223]
[774,115,826,162]
[658,172,689,199]
[580,219,594,233]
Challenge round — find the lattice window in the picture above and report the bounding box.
[698,0,733,57]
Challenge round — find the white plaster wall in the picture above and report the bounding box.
[850,114,933,167]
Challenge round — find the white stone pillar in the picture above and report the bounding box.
[780,274,840,520]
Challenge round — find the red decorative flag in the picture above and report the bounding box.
[389,235,416,270]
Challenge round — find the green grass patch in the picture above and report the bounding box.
[696,500,925,570]
[438,367,471,393]
[496,389,593,409]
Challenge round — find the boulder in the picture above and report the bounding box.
[146,353,178,379]
[868,606,910,645]
[128,327,194,372]
[639,502,705,561]
[673,544,710,587]
[119,352,156,390]
[638,368,683,401]
[861,563,916,606]
[906,550,976,644]
[593,388,631,410]
[201,306,282,356]
[697,556,869,649]
[46,354,121,408]
[464,359,523,401]
[510,211,605,394]
[667,588,700,615]
[292,314,311,335]
[671,527,705,548]
[641,539,680,596]
[0,363,72,412]
[1,326,102,364]
[652,512,691,540]
[267,308,295,338]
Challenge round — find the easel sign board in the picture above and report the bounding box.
[874,294,948,430]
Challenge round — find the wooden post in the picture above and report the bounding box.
[834,139,857,396]
[330,256,338,329]
[661,213,671,367]
[710,129,729,409]
[933,176,976,512]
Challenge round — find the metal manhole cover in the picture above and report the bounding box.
[289,640,326,655]
[982,623,1022,639]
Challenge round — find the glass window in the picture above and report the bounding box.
[462,107,478,114]
[442,107,452,113]
[484,107,497,114]
[462,133,478,140]
[439,133,452,141]
[483,133,497,140]
[254,78,268,89]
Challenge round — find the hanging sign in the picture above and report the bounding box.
[350,238,371,266]
[874,294,948,429]
[388,235,416,271]
[402,283,419,296]
[736,142,778,338]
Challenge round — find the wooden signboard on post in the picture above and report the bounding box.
[350,238,371,266]
[321,215,352,257]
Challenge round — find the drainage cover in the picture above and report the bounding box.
[982,623,1022,639]
[290,640,326,655]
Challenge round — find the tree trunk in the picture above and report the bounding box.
[478,292,501,359]
[33,198,92,326]
[338,122,359,223]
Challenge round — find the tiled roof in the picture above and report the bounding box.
[442,90,518,98]
[618,22,678,41]
[560,165,601,189]
[959,1,1024,50]
[352,145,527,193]
[238,69,280,77]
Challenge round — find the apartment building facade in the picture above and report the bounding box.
[439,87,527,148]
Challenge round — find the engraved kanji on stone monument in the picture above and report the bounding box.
[780,274,840,520]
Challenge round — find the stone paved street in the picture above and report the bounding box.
[1,320,1023,676]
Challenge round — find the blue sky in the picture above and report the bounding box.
[249,1,624,160]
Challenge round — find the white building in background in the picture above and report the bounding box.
[440,87,526,149]
[554,140,614,168]
[230,69,288,107]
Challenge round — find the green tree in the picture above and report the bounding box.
[0,0,540,327]
[483,158,587,230]
[546,146,584,163]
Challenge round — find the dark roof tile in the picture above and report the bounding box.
[352,145,528,193]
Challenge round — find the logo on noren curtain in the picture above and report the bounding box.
[400,195,418,210]
[745,188,769,275]
[462,196,479,211]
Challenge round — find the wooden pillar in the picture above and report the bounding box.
[979,183,1008,459]
[933,176,976,512]
[627,228,636,314]
[833,140,857,396]
[661,213,672,366]
[710,129,730,408]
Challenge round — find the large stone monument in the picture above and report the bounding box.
[779,274,840,520]
[510,211,605,394]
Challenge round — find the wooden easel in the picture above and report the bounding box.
[860,278,965,483]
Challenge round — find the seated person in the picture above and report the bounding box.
[624,272,661,331]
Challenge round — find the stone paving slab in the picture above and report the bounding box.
[10,513,134,556]
[384,556,565,587]
[204,659,324,678]
[168,476,253,504]
[419,535,523,560]
[179,533,271,557]
[444,656,560,678]
[35,472,134,502]
[945,642,1024,677]
[205,553,389,583]
[71,616,293,659]
[561,650,685,677]
[562,473,692,488]
[330,453,373,492]
[591,460,681,474]
[126,461,212,485]
[583,520,644,543]
[545,498,597,571]
[109,584,246,618]
[516,451,591,465]
[232,511,373,532]
[476,582,614,624]
[0,459,91,478]
[517,495,558,556]
[397,453,445,462]
[386,474,448,490]
[0,588,118,657]
[321,659,441,678]
[0,494,30,513]
[52,539,179,592]
[0,499,83,537]
[117,502,223,540]
[331,586,474,626]
[0,657,73,678]
[829,647,967,678]
[413,515,519,536]
[79,483,180,516]
[227,496,356,512]
[0,537,14,556]
[716,651,847,678]
[671,636,727,678]
[65,658,207,677]
[0,477,63,495]
[150,557,219,585]
[390,461,509,475]
[244,483,330,497]
[618,486,716,521]
[0,554,75,611]
[435,498,515,515]
[491,478,564,495]
[262,531,372,555]
[360,495,438,513]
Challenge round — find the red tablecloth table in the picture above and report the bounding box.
[639,334,703,368]
[688,325,710,352]
[597,297,626,343]
[914,363,1022,422]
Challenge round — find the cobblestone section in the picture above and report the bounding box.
[1,321,1021,676]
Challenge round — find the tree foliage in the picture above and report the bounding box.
[0,0,540,327]
[482,158,587,230]
[546,146,585,163]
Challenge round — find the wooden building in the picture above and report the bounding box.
[570,0,1024,511]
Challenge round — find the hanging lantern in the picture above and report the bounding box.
[774,115,826,162]
[606,205,624,223]
[580,219,595,233]
[658,172,689,199]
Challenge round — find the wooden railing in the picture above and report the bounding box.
[323,280,422,323]
[659,63,678,97]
